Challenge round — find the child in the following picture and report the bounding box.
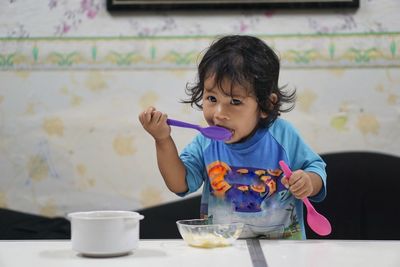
[139,35,326,239]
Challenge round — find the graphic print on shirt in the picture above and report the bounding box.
[206,160,301,239]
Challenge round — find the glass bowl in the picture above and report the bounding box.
[176,219,244,248]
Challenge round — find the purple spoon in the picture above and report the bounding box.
[167,118,232,141]
[279,160,332,236]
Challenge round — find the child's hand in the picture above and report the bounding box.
[138,106,171,142]
[283,170,314,199]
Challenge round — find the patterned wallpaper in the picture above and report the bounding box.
[0,0,399,217]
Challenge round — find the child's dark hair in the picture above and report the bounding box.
[182,35,296,128]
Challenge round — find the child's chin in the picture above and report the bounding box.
[224,138,235,144]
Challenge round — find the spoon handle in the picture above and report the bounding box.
[279,160,293,178]
[166,119,200,130]
[302,197,316,212]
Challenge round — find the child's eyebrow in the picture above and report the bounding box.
[204,87,216,92]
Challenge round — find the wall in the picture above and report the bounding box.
[0,0,399,217]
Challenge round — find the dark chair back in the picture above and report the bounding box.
[136,195,201,239]
[0,208,70,239]
[305,152,400,240]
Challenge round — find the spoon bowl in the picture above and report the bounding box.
[279,160,332,236]
[302,197,332,236]
[167,118,232,141]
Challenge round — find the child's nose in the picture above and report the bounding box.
[214,104,229,120]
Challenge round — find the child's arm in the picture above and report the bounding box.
[155,136,188,193]
[138,107,188,194]
[285,170,323,199]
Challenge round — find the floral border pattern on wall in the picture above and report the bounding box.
[1,33,399,70]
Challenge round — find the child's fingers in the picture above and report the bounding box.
[159,113,168,124]
[287,172,302,188]
[289,180,303,191]
[290,185,306,197]
[145,106,156,114]
[287,171,313,199]
[152,111,163,123]
[142,107,156,123]
[138,112,146,124]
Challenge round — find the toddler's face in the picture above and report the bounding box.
[202,76,267,144]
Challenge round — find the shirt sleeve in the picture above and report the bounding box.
[177,135,209,197]
[271,119,327,202]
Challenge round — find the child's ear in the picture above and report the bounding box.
[269,93,278,111]
[260,93,278,118]
[269,93,278,104]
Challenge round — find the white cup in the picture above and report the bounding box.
[68,210,144,257]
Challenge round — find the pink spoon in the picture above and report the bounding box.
[279,160,332,236]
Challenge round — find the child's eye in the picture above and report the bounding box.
[207,96,217,102]
[230,99,242,105]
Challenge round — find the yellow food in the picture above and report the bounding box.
[184,233,231,248]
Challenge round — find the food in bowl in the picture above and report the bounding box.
[176,219,244,248]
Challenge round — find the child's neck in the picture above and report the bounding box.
[234,126,259,144]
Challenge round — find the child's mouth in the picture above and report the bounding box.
[217,125,234,139]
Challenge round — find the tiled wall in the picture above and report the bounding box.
[0,0,399,217]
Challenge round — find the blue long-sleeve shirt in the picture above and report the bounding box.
[179,118,327,239]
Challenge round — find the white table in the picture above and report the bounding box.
[0,239,251,267]
[259,239,400,267]
[0,239,399,267]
